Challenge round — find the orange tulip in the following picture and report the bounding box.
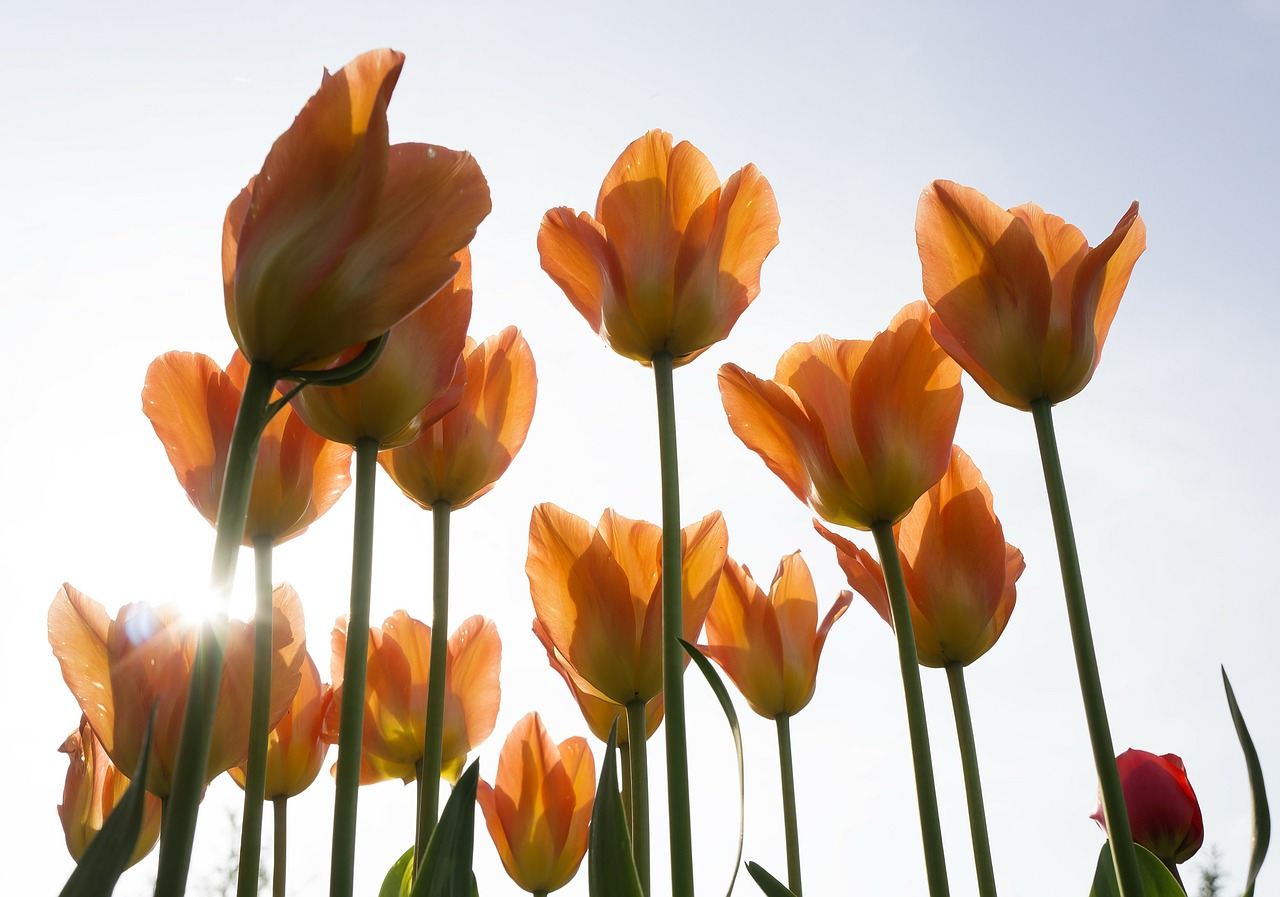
[380,325,537,510]
[478,713,595,894]
[916,180,1146,409]
[527,504,728,706]
[701,552,852,718]
[223,49,491,371]
[539,129,780,367]
[229,652,332,799]
[142,350,352,545]
[48,583,306,796]
[288,250,472,449]
[58,714,162,868]
[533,619,663,746]
[326,611,501,784]
[719,301,963,530]
[815,446,1025,667]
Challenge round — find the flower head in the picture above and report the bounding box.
[48,583,306,796]
[916,180,1146,409]
[142,351,351,545]
[380,325,537,510]
[1092,749,1203,865]
[527,505,727,705]
[539,129,779,367]
[326,612,501,784]
[701,552,851,718]
[817,445,1023,667]
[287,249,472,449]
[58,714,161,868]
[477,713,595,894]
[229,652,332,799]
[720,302,962,529]
[223,49,490,371]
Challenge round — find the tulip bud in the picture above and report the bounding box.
[1092,749,1204,865]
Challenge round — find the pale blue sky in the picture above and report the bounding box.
[4,2,1278,895]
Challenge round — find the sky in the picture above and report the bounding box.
[4,1,1279,895]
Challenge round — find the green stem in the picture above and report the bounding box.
[626,699,651,897]
[775,714,803,896]
[1030,399,1142,897]
[944,662,997,897]
[156,361,276,897]
[330,438,380,897]
[237,538,276,897]
[273,797,287,897]
[871,520,950,897]
[620,739,634,837]
[653,351,694,897]
[414,500,452,876]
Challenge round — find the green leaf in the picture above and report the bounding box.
[58,709,156,897]
[409,761,480,897]
[588,724,644,897]
[1088,842,1184,897]
[679,638,746,897]
[745,861,798,897]
[378,847,415,897]
[1222,667,1270,897]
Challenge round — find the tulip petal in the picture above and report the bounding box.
[49,585,116,755]
[538,208,613,336]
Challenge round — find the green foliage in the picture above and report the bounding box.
[1089,842,1185,897]
[587,725,643,897]
[408,761,479,897]
[1222,668,1270,897]
[745,862,797,897]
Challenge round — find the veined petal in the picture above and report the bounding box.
[49,586,115,756]
[442,615,502,782]
[538,208,611,335]
[703,557,786,717]
[679,511,730,643]
[813,521,894,629]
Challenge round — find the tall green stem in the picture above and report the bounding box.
[273,797,288,897]
[156,362,275,897]
[1030,398,1141,897]
[626,699,651,897]
[652,352,694,897]
[237,537,276,897]
[619,740,634,837]
[775,714,803,896]
[414,500,452,874]
[870,520,950,897]
[330,438,380,897]
[944,662,997,897]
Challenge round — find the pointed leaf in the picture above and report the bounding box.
[378,847,415,897]
[1088,842,1184,897]
[745,861,797,897]
[1223,667,1270,897]
[680,638,746,897]
[588,724,644,897]
[410,760,479,897]
[58,709,157,897]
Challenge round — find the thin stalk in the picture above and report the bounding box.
[775,714,803,896]
[330,438,381,897]
[1030,398,1142,897]
[157,362,275,896]
[626,699,651,897]
[652,351,694,897]
[944,662,997,897]
[871,520,950,897]
[273,797,288,897]
[237,538,276,897]
[620,740,634,836]
[414,500,452,875]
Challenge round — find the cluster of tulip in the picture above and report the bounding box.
[47,47,1266,897]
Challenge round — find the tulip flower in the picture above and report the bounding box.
[477,713,595,894]
[142,351,352,546]
[720,301,963,530]
[915,180,1146,410]
[1093,750,1204,867]
[701,552,852,719]
[526,504,727,706]
[538,129,780,367]
[533,619,663,747]
[58,714,161,868]
[816,445,1025,668]
[222,48,491,372]
[380,325,537,510]
[326,611,501,784]
[230,652,332,799]
[48,583,306,796]
[288,249,472,450]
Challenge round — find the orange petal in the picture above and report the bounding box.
[48,586,115,756]
[442,615,502,782]
[538,208,613,337]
